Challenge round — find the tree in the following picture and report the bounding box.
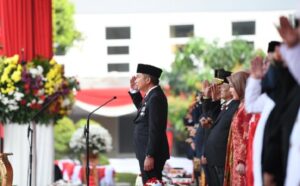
[164,37,260,95]
[203,39,255,70]
[163,37,211,95]
[52,0,81,55]
[54,116,76,159]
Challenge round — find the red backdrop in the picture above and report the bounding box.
[0,0,53,60]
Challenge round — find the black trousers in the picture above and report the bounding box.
[138,157,166,184]
[207,165,224,186]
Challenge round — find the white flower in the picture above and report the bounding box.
[69,124,112,155]
[37,99,44,104]
[62,98,71,107]
[37,89,45,96]
[8,104,19,111]
[29,66,43,78]
[14,92,24,101]
[1,97,9,105]
[8,99,17,105]
[37,65,44,75]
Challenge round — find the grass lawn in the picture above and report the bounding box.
[115,172,137,186]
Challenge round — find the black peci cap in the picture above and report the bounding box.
[214,69,232,84]
[267,41,281,53]
[137,64,163,79]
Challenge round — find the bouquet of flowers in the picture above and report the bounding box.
[69,124,112,155]
[0,55,80,124]
[145,178,164,186]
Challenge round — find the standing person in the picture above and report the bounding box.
[278,15,300,186]
[129,64,170,184]
[223,71,252,186]
[261,40,297,186]
[244,41,281,186]
[205,82,240,186]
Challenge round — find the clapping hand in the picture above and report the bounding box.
[211,84,221,101]
[250,56,264,79]
[263,172,276,186]
[200,117,212,128]
[202,80,211,98]
[277,16,299,48]
[201,156,207,165]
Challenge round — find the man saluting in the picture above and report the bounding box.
[129,64,170,184]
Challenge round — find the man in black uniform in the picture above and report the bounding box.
[129,64,170,184]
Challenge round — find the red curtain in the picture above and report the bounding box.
[0,0,53,61]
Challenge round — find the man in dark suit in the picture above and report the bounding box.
[204,83,240,186]
[129,64,170,184]
[200,69,237,186]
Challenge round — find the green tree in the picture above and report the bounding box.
[168,95,191,132]
[203,39,257,71]
[52,0,81,55]
[164,38,259,96]
[54,116,76,159]
[163,37,210,95]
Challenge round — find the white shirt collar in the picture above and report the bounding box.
[145,85,158,98]
[225,99,234,106]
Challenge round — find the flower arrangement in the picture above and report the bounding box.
[145,178,164,186]
[0,55,80,124]
[69,124,112,155]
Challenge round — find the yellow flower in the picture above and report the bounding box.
[49,58,56,65]
[4,55,19,65]
[1,74,9,83]
[17,64,22,71]
[11,55,19,65]
[11,71,21,82]
[1,86,15,94]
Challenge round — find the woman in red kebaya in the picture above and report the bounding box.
[224,71,252,186]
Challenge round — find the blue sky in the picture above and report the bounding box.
[72,0,298,14]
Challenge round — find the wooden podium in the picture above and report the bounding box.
[0,153,13,186]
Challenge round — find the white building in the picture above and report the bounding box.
[58,0,298,80]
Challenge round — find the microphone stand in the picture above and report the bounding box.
[27,92,61,186]
[84,96,116,186]
[27,123,33,186]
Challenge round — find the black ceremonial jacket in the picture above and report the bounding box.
[129,86,170,162]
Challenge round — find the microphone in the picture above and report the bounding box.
[87,96,117,119]
[85,96,117,186]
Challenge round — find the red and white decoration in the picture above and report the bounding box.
[75,88,136,117]
[55,159,115,185]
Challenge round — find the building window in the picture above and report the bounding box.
[170,25,194,38]
[246,41,254,49]
[107,63,129,72]
[107,46,129,55]
[106,27,130,39]
[232,21,255,35]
